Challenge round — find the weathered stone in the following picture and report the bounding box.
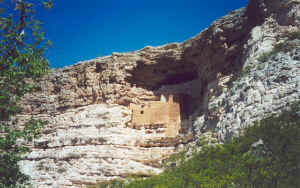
[19,104,180,187]
[15,0,300,187]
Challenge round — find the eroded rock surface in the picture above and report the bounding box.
[19,104,186,187]
[194,38,300,142]
[18,0,300,187]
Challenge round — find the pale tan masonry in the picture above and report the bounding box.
[129,94,181,137]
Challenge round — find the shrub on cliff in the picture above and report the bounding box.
[0,0,52,187]
[100,101,299,188]
[258,30,300,63]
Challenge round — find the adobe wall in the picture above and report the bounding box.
[165,102,181,137]
[129,94,181,137]
[156,79,202,117]
[130,101,170,127]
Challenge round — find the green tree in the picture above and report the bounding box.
[109,101,299,188]
[0,0,52,187]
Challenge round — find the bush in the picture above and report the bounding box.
[285,30,300,40]
[104,101,300,188]
[0,0,52,186]
[257,42,285,62]
[258,30,300,62]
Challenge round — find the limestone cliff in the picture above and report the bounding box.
[18,0,300,187]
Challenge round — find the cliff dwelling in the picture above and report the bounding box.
[129,94,183,137]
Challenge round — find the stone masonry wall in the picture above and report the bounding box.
[17,0,300,187]
[129,95,181,137]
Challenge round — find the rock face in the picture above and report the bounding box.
[194,38,300,141]
[19,104,178,187]
[129,94,181,137]
[18,0,300,187]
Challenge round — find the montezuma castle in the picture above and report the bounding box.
[129,94,182,137]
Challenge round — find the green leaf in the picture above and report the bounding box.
[42,0,53,10]
[0,0,51,186]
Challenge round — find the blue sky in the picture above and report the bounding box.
[37,0,248,68]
